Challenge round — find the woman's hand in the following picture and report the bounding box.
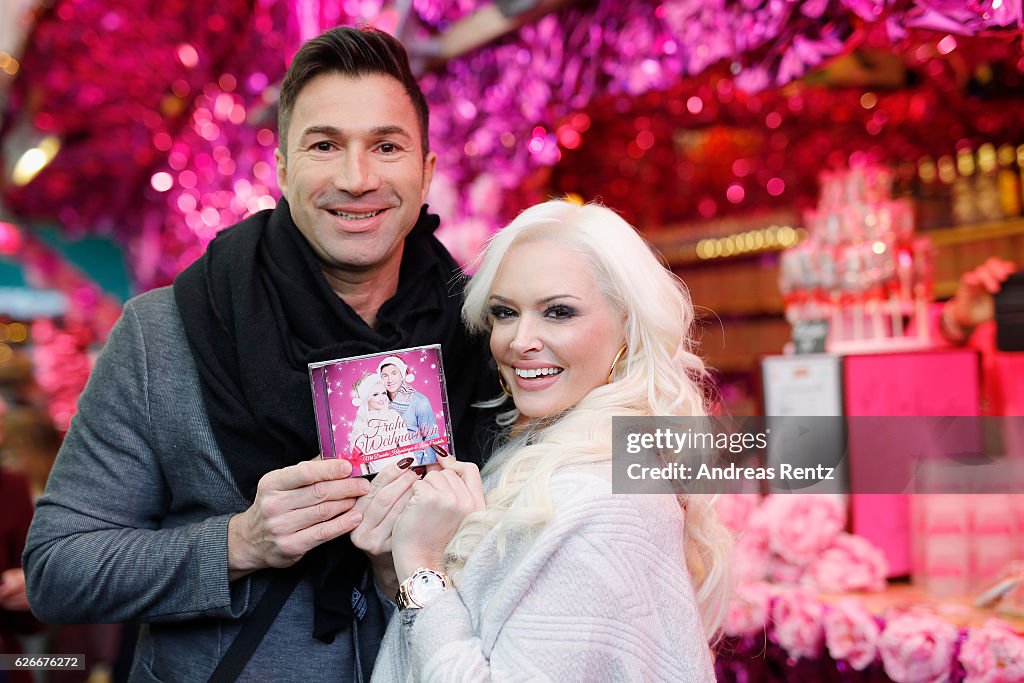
[350,458,419,597]
[391,452,485,582]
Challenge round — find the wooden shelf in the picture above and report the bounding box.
[679,217,1024,373]
[677,217,1024,317]
[926,216,1024,246]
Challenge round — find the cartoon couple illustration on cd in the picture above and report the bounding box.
[349,355,440,474]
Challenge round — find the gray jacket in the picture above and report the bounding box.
[24,287,390,682]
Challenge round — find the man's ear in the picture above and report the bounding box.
[275,147,288,196]
[420,151,438,203]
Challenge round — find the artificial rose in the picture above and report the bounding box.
[770,557,805,585]
[714,493,759,535]
[809,532,888,593]
[879,614,958,683]
[724,581,774,638]
[733,498,773,582]
[959,619,1024,683]
[766,495,845,567]
[773,586,825,660]
[823,598,881,671]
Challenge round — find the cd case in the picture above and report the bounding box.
[309,344,453,476]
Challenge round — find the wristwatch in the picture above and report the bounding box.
[396,567,449,610]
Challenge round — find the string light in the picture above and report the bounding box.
[12,136,61,187]
[694,225,805,260]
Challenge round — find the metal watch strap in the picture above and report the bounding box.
[396,567,448,610]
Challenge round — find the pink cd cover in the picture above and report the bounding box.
[309,344,453,476]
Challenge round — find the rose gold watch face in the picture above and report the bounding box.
[409,571,446,607]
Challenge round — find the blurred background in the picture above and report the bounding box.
[1,0,1022,429]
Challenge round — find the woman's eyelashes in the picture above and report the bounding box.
[488,303,580,322]
[544,304,578,320]
[488,304,517,321]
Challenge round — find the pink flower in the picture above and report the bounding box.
[714,494,759,534]
[770,558,806,585]
[767,495,845,567]
[824,599,881,671]
[808,533,888,593]
[734,499,773,581]
[879,614,959,683]
[724,581,774,638]
[959,620,1024,683]
[734,536,771,582]
[772,586,825,660]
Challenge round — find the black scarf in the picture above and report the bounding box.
[173,199,496,643]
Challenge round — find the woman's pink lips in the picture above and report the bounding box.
[511,370,562,391]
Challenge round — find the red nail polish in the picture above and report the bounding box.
[397,457,414,469]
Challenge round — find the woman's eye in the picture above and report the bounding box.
[545,305,578,320]
[488,305,516,320]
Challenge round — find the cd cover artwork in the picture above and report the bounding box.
[309,344,453,476]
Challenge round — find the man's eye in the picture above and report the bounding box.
[488,305,516,320]
[312,141,334,152]
[545,305,578,320]
[378,142,399,154]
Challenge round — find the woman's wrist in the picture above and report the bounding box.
[394,552,445,584]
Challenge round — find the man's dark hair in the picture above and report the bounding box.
[277,26,430,157]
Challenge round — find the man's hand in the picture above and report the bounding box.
[350,457,419,597]
[0,568,31,611]
[227,458,369,581]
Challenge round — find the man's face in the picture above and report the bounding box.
[276,73,437,280]
[380,364,403,393]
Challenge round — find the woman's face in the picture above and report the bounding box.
[487,240,624,422]
[368,387,389,411]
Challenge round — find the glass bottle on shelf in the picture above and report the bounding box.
[953,146,979,224]
[1017,145,1024,211]
[998,144,1022,218]
[975,143,1002,221]
[916,156,946,230]
[936,154,957,227]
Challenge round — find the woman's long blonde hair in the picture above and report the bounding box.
[447,201,732,639]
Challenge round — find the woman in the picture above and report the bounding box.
[352,201,731,680]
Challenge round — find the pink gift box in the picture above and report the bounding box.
[844,349,980,577]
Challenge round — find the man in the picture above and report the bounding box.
[378,355,438,465]
[25,26,496,682]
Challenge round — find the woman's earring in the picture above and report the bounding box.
[606,344,627,384]
[498,372,513,397]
